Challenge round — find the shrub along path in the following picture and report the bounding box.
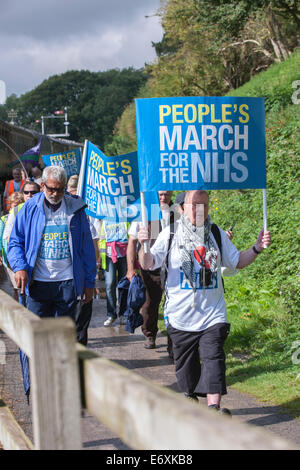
[0,267,299,450]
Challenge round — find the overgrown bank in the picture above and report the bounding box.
[213,101,300,415]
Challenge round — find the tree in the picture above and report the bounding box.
[0,68,148,149]
[148,0,300,94]
[108,0,299,152]
[148,0,228,96]
[194,0,300,62]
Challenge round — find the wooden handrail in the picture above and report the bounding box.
[77,344,297,450]
[0,290,81,450]
[0,288,298,450]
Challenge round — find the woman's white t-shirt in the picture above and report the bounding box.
[150,224,240,332]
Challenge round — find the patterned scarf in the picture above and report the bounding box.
[179,214,218,294]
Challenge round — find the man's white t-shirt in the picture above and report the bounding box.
[33,200,73,282]
[128,221,141,239]
[150,223,240,332]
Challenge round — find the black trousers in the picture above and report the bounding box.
[75,299,93,346]
[167,322,230,397]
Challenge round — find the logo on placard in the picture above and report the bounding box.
[291,340,300,381]
[292,81,300,105]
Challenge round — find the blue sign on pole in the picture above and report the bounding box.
[42,148,82,179]
[79,141,160,222]
[135,97,266,192]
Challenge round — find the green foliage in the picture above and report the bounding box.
[194,0,300,43]
[148,0,227,96]
[148,0,300,97]
[207,80,300,409]
[210,91,300,327]
[151,32,182,57]
[227,49,300,111]
[104,82,154,155]
[109,2,300,154]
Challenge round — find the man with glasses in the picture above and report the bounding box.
[8,166,96,319]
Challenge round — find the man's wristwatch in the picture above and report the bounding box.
[252,245,261,255]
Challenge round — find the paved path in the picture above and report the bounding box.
[0,267,299,450]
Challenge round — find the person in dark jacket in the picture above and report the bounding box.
[7,166,96,319]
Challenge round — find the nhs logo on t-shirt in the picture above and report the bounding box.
[180,270,218,290]
[38,224,70,260]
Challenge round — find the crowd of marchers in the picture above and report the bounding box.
[0,165,271,415]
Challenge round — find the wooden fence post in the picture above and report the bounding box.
[30,318,82,450]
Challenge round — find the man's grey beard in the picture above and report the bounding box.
[44,192,64,205]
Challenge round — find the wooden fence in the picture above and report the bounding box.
[0,289,297,450]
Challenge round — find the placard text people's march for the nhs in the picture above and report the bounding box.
[135,97,266,192]
[42,148,82,179]
[80,141,159,222]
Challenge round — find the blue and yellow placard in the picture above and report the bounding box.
[135,97,266,192]
[42,148,82,179]
[79,141,160,222]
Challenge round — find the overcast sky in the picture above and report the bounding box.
[0,0,163,98]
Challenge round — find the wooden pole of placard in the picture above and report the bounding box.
[263,188,268,248]
[140,191,149,254]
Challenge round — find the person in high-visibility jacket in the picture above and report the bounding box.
[3,168,25,213]
[100,220,130,327]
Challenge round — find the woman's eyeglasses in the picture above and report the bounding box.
[23,190,39,195]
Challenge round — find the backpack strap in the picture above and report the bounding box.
[211,223,222,261]
[165,221,175,271]
[162,223,224,291]
[211,223,225,292]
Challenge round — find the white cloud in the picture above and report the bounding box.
[0,0,163,96]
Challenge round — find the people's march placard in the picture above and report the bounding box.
[78,140,160,222]
[135,97,266,192]
[42,148,82,179]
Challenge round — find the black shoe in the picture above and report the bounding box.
[144,338,156,349]
[208,404,232,417]
[219,407,232,417]
[184,393,198,403]
[167,345,174,360]
[208,404,220,411]
[167,334,174,359]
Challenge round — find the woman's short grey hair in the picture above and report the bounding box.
[42,166,67,186]
[67,174,79,190]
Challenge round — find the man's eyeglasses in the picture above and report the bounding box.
[44,184,65,194]
[23,190,39,195]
